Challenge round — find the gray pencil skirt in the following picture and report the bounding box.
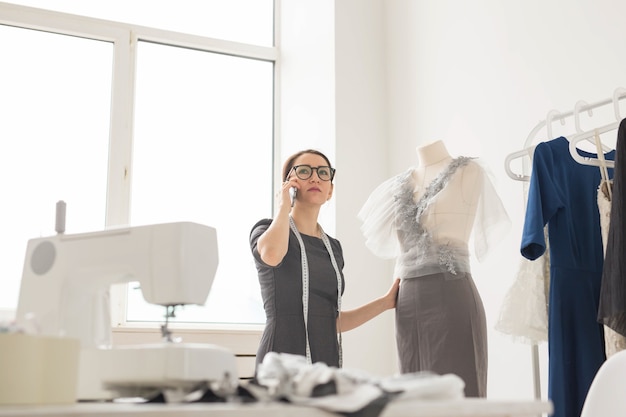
[395,271,487,397]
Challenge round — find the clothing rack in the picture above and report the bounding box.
[502,87,626,401]
[505,87,626,181]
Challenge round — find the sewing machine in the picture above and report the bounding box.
[15,221,239,401]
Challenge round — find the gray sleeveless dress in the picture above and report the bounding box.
[250,219,345,369]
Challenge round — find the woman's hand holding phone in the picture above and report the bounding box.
[289,187,297,207]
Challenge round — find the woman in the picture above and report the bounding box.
[249,149,400,368]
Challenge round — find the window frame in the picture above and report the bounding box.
[0,1,277,349]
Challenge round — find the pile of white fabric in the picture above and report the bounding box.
[247,352,465,416]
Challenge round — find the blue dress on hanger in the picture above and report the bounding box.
[521,137,612,417]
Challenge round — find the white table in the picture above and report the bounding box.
[0,398,553,417]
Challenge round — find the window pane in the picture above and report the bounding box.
[8,0,274,46]
[0,24,111,310]
[128,41,273,324]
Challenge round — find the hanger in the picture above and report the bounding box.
[504,109,573,181]
[573,100,612,151]
[504,147,535,181]
[546,109,567,139]
[594,130,612,201]
[613,87,626,119]
[568,88,626,168]
[504,107,588,181]
[568,124,617,168]
[504,120,544,181]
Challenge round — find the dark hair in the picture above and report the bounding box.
[282,149,334,182]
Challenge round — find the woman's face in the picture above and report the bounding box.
[287,153,334,205]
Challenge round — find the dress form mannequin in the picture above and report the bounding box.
[413,140,454,192]
[413,140,482,246]
[358,140,510,398]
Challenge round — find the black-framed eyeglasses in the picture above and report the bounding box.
[290,165,336,181]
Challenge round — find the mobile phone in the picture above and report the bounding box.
[289,187,297,207]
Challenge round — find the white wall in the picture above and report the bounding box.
[279,0,337,231]
[326,0,626,400]
[334,0,397,376]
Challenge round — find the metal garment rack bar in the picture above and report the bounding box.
[505,87,626,181]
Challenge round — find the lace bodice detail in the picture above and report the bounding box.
[358,156,510,280]
[394,157,472,276]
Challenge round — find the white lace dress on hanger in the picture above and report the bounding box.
[495,180,549,345]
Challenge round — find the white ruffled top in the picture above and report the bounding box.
[358,157,510,279]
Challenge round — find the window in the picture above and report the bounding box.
[6,0,273,46]
[128,41,273,324]
[0,2,276,329]
[0,23,111,312]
